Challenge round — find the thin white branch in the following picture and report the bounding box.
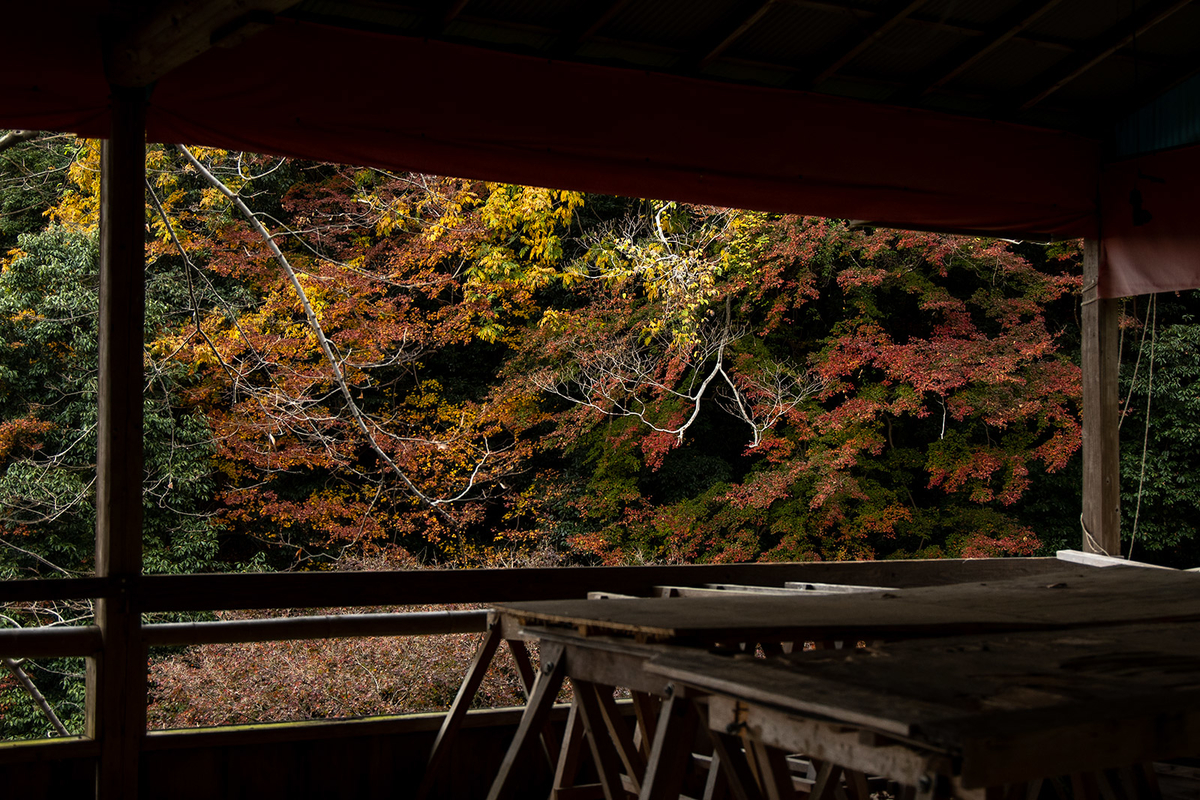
[179,146,469,522]
[2,656,70,736]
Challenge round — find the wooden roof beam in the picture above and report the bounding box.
[810,0,930,87]
[552,0,637,56]
[784,0,1173,62]
[106,0,299,88]
[920,0,1064,96]
[696,0,781,69]
[421,0,472,37]
[1019,0,1195,110]
[1126,53,1200,114]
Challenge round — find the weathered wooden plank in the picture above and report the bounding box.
[746,740,796,800]
[659,581,897,598]
[809,759,843,800]
[508,637,563,769]
[595,683,646,786]
[497,568,1200,644]
[706,698,951,790]
[550,633,679,696]
[654,655,939,738]
[781,582,898,593]
[663,620,1200,789]
[632,691,660,760]
[6,558,1058,609]
[133,559,1074,612]
[700,750,731,800]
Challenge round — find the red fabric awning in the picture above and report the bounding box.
[145,21,1100,241]
[1100,143,1200,297]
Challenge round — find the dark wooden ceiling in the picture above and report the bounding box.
[279,0,1200,138]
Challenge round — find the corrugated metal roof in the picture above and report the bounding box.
[601,0,730,49]
[847,22,964,78]
[442,18,559,51]
[951,37,1068,91]
[1115,71,1200,155]
[1030,0,1127,41]
[920,0,1016,26]
[726,4,858,65]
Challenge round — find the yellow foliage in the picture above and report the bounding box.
[582,201,732,346]
[478,184,583,269]
[46,139,101,232]
[420,181,480,242]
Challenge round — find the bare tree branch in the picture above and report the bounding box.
[537,294,824,447]
[177,145,495,522]
[0,130,39,155]
[2,655,70,736]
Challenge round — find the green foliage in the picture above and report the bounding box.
[0,658,87,739]
[0,135,74,252]
[0,227,103,574]
[0,218,224,740]
[1117,295,1200,566]
[0,226,219,579]
[531,214,1079,564]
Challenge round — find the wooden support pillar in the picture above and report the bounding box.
[87,85,147,800]
[1080,239,1121,555]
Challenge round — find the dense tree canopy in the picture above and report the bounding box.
[3,132,1198,739]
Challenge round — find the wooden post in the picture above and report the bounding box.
[1080,239,1121,555]
[87,85,146,800]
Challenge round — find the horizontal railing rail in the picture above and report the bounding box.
[0,624,103,658]
[0,558,1071,610]
[0,735,100,765]
[142,609,490,646]
[0,557,1080,774]
[0,558,1075,659]
[148,557,1069,611]
[0,576,115,603]
[1,610,490,657]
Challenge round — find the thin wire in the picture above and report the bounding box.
[1127,293,1157,561]
[1119,296,1151,429]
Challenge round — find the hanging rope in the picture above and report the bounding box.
[1079,513,1105,555]
[1127,294,1157,560]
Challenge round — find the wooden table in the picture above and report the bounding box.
[491,566,1200,645]
[649,618,1200,798]
[425,565,1200,800]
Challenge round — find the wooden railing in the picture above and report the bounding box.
[0,558,1074,798]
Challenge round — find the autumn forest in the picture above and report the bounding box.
[1,133,1198,739]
